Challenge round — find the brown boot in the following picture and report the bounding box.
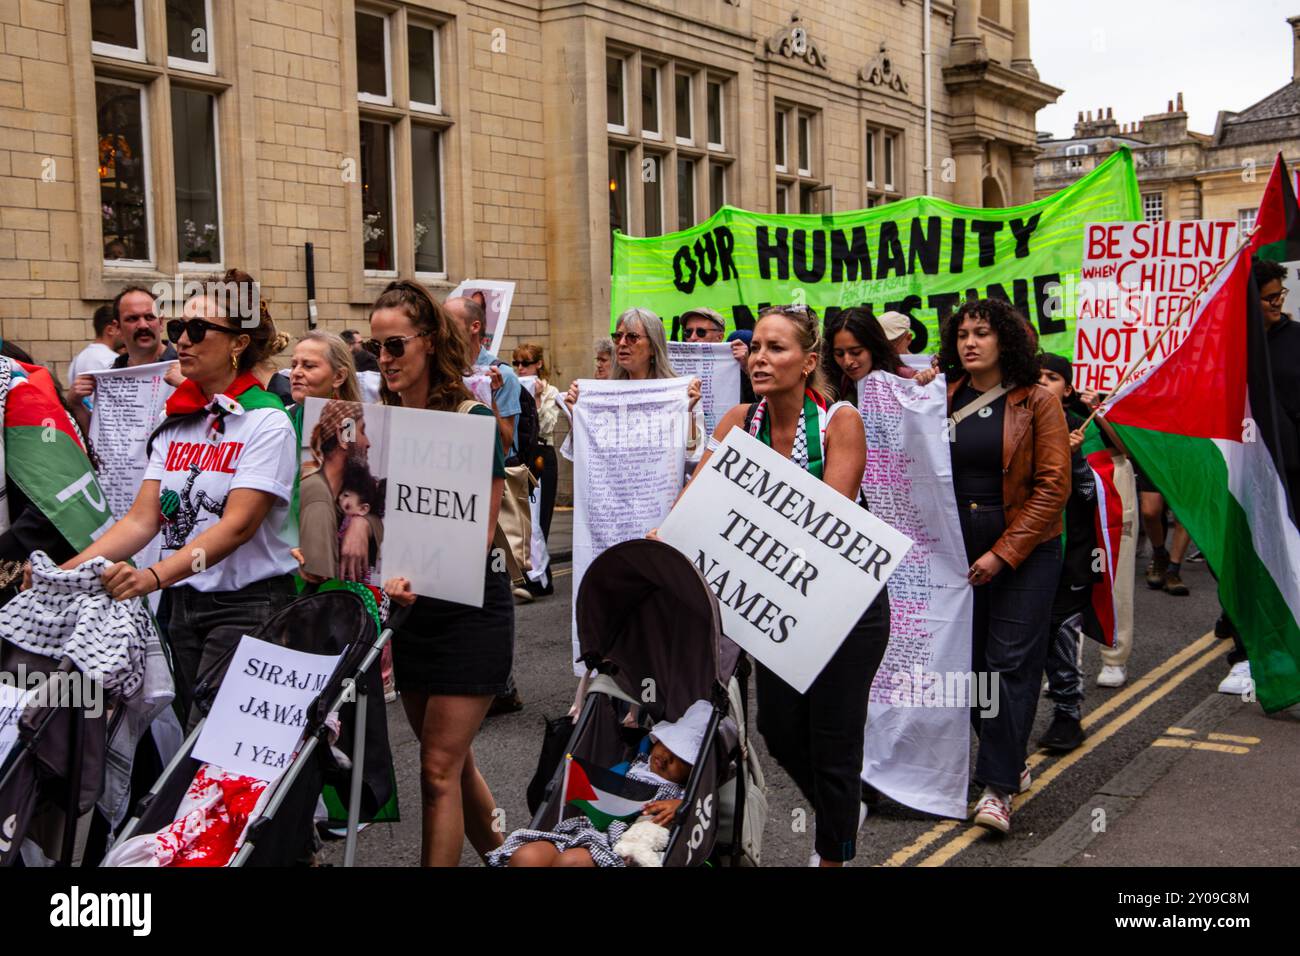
[1163,569,1190,596]
[1145,551,1169,588]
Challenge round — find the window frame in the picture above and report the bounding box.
[706,78,724,151]
[641,62,661,141]
[865,122,903,206]
[91,0,147,63]
[775,102,821,213]
[356,8,394,107]
[642,152,665,236]
[411,121,448,281]
[97,76,157,270]
[360,119,399,279]
[165,0,216,76]
[1239,207,1258,233]
[774,107,788,173]
[674,69,694,147]
[407,19,443,116]
[708,160,726,215]
[1142,191,1164,223]
[883,132,896,192]
[606,54,629,134]
[173,85,225,270]
[797,114,812,177]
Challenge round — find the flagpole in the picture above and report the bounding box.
[1078,223,1259,431]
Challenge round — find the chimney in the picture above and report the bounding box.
[1176,92,1184,111]
[1290,16,1300,82]
[1167,99,1174,112]
[1107,107,1113,119]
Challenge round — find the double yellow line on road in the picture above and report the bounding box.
[880,632,1230,867]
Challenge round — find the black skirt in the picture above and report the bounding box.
[390,558,515,697]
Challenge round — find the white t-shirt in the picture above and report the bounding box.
[68,342,119,382]
[143,402,298,593]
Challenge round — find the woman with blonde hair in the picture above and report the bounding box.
[368,278,512,867]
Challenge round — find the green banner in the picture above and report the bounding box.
[611,148,1141,358]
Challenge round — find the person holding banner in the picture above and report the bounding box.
[564,308,703,453]
[57,275,298,724]
[366,279,512,868]
[823,307,935,404]
[939,299,1070,834]
[673,303,890,867]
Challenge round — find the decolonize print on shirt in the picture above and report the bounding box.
[157,439,244,550]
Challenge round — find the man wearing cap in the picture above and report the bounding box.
[681,307,749,368]
[877,310,921,379]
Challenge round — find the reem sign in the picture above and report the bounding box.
[659,427,911,692]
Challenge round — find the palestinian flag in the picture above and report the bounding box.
[0,358,113,551]
[1249,152,1300,264]
[562,754,657,831]
[1101,166,1300,711]
[1080,420,1131,649]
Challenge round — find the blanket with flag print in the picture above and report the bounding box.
[1100,155,1300,712]
[563,754,660,831]
[0,357,113,551]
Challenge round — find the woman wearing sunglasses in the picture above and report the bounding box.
[511,343,560,598]
[367,279,513,868]
[563,307,703,452]
[59,272,298,725]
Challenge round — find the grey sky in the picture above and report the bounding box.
[1032,0,1297,140]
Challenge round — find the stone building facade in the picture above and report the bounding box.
[2,0,1058,388]
[1034,15,1300,233]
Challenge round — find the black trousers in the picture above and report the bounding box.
[959,504,1061,796]
[166,575,297,728]
[1044,585,1090,719]
[755,589,890,862]
[537,444,557,541]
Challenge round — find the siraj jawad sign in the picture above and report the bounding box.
[611,148,1142,359]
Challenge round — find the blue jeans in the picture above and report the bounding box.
[959,503,1061,796]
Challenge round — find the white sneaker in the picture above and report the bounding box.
[972,788,1011,833]
[1019,767,1032,794]
[1217,661,1253,696]
[1097,665,1127,688]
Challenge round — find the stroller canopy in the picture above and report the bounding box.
[576,539,737,722]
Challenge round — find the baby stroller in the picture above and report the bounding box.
[0,647,118,866]
[109,590,393,867]
[531,539,766,866]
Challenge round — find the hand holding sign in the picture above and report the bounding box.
[658,427,912,692]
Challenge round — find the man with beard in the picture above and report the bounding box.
[70,286,183,402]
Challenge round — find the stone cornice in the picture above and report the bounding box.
[942,58,1063,113]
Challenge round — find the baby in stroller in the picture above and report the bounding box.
[489,701,710,868]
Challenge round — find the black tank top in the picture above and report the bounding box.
[950,383,1005,507]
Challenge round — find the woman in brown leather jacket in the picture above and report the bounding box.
[939,299,1070,835]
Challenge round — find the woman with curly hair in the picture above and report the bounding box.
[938,298,1070,835]
[368,278,512,867]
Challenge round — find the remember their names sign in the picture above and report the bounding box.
[659,426,912,692]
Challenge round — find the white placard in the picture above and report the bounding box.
[858,372,973,819]
[666,342,742,437]
[88,362,172,584]
[659,426,913,693]
[87,362,175,520]
[447,279,515,357]
[193,635,342,781]
[1073,221,1237,394]
[300,399,496,605]
[571,377,690,676]
[464,369,494,407]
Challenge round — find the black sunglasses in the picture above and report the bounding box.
[166,318,243,345]
[684,326,717,339]
[363,331,430,358]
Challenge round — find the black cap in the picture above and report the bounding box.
[1039,352,1073,389]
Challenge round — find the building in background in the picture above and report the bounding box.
[1035,15,1300,232]
[2,0,1058,385]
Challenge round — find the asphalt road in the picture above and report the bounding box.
[324,548,1236,867]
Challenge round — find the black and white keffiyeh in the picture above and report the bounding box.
[0,550,156,698]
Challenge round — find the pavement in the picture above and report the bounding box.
[321,541,1300,868]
